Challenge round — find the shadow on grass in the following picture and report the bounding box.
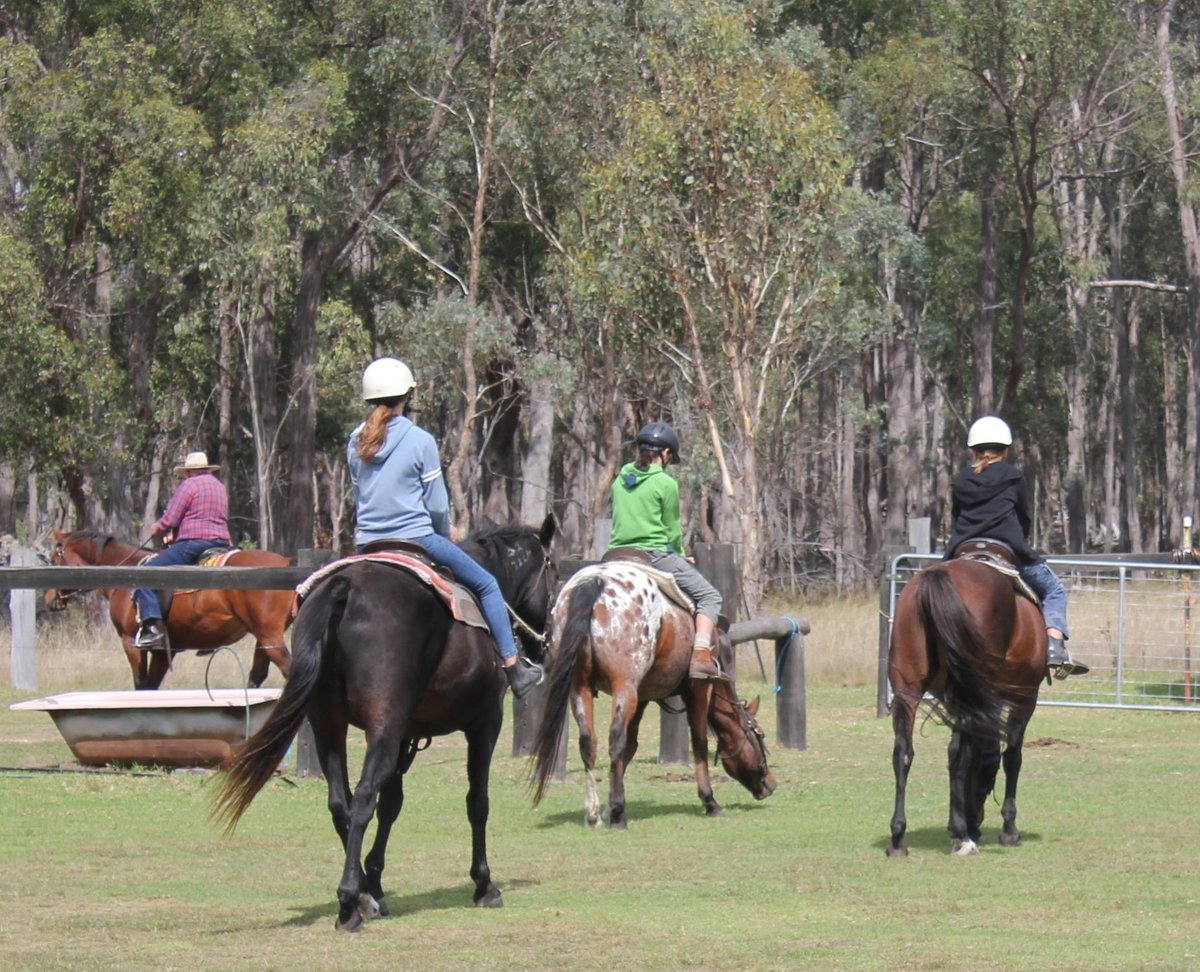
[870,824,1043,855]
[280,878,541,926]
[534,797,770,828]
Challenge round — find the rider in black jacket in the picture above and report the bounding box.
[946,416,1088,679]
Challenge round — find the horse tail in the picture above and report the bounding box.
[211,575,348,831]
[915,569,1007,737]
[530,575,602,805]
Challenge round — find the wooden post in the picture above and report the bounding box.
[728,616,809,751]
[658,542,739,765]
[292,548,335,778]
[9,547,37,690]
[774,621,807,750]
[511,683,567,783]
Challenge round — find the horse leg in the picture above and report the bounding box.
[947,729,980,856]
[605,687,639,830]
[887,698,916,857]
[998,715,1031,847]
[248,643,291,688]
[972,736,1002,843]
[572,688,602,828]
[464,723,503,908]
[363,771,405,916]
[333,737,403,930]
[684,683,722,817]
[123,638,150,690]
[145,649,171,689]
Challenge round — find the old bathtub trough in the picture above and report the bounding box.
[10,688,282,768]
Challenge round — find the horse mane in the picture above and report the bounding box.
[465,522,547,605]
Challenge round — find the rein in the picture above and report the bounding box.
[711,691,768,772]
[49,533,157,608]
[504,549,553,645]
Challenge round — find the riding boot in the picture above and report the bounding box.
[1047,635,1088,679]
[504,656,545,699]
[135,618,167,650]
[688,645,726,681]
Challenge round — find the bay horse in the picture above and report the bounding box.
[45,528,293,689]
[212,517,556,931]
[530,560,776,829]
[886,545,1046,857]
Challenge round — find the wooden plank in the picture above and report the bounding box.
[0,564,312,591]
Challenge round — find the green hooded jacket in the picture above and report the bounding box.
[608,462,683,555]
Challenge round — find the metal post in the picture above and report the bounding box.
[1183,516,1193,704]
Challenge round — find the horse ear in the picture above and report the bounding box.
[53,528,68,541]
[747,696,760,717]
[538,512,556,548]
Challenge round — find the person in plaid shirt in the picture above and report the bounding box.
[133,451,232,649]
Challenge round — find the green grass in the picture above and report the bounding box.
[2,674,1198,971]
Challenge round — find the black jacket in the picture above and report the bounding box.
[943,459,1041,565]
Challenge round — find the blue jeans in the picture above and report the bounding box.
[358,533,519,661]
[1019,562,1069,638]
[133,538,223,623]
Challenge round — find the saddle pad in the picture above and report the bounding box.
[952,551,1040,605]
[292,553,489,630]
[568,561,695,613]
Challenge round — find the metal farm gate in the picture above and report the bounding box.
[878,553,1200,714]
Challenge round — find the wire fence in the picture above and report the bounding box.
[882,554,1200,713]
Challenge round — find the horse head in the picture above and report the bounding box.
[44,528,88,611]
[464,514,557,662]
[711,689,776,800]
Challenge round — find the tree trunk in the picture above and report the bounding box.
[1158,0,1200,540]
[973,157,1002,417]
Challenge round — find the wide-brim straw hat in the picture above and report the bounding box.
[174,451,219,474]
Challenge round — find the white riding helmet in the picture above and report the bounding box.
[362,357,415,401]
[966,415,1013,448]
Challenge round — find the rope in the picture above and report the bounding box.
[774,615,802,695]
[203,646,252,739]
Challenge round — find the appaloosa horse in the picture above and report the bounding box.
[45,528,292,689]
[213,517,555,930]
[886,545,1046,856]
[530,559,776,828]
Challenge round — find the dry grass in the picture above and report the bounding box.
[6,594,883,697]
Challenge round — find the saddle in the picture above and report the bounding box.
[593,549,695,614]
[291,551,489,630]
[137,546,239,626]
[950,538,1039,605]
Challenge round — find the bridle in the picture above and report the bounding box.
[47,533,155,609]
[505,546,554,647]
[712,689,770,777]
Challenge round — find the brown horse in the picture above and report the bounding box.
[886,551,1046,856]
[45,528,293,689]
[530,561,776,828]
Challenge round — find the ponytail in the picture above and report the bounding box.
[355,398,406,461]
[971,447,1007,475]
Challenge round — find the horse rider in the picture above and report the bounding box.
[608,421,726,681]
[346,356,545,699]
[133,451,232,649]
[945,415,1089,679]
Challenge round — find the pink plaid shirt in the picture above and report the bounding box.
[155,472,231,542]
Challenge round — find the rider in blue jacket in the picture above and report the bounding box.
[347,357,544,698]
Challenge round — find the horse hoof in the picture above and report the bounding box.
[951,838,979,856]
[357,893,381,921]
[885,844,909,858]
[335,910,364,932]
[376,895,390,917]
[998,832,1022,847]
[705,805,725,818]
[475,887,504,908]
[585,812,602,828]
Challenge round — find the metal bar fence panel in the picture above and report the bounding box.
[879,553,1200,714]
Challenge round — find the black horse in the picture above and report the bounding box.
[212,517,555,930]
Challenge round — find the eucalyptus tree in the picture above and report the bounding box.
[563,0,858,607]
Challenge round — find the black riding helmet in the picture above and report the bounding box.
[636,421,681,462]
